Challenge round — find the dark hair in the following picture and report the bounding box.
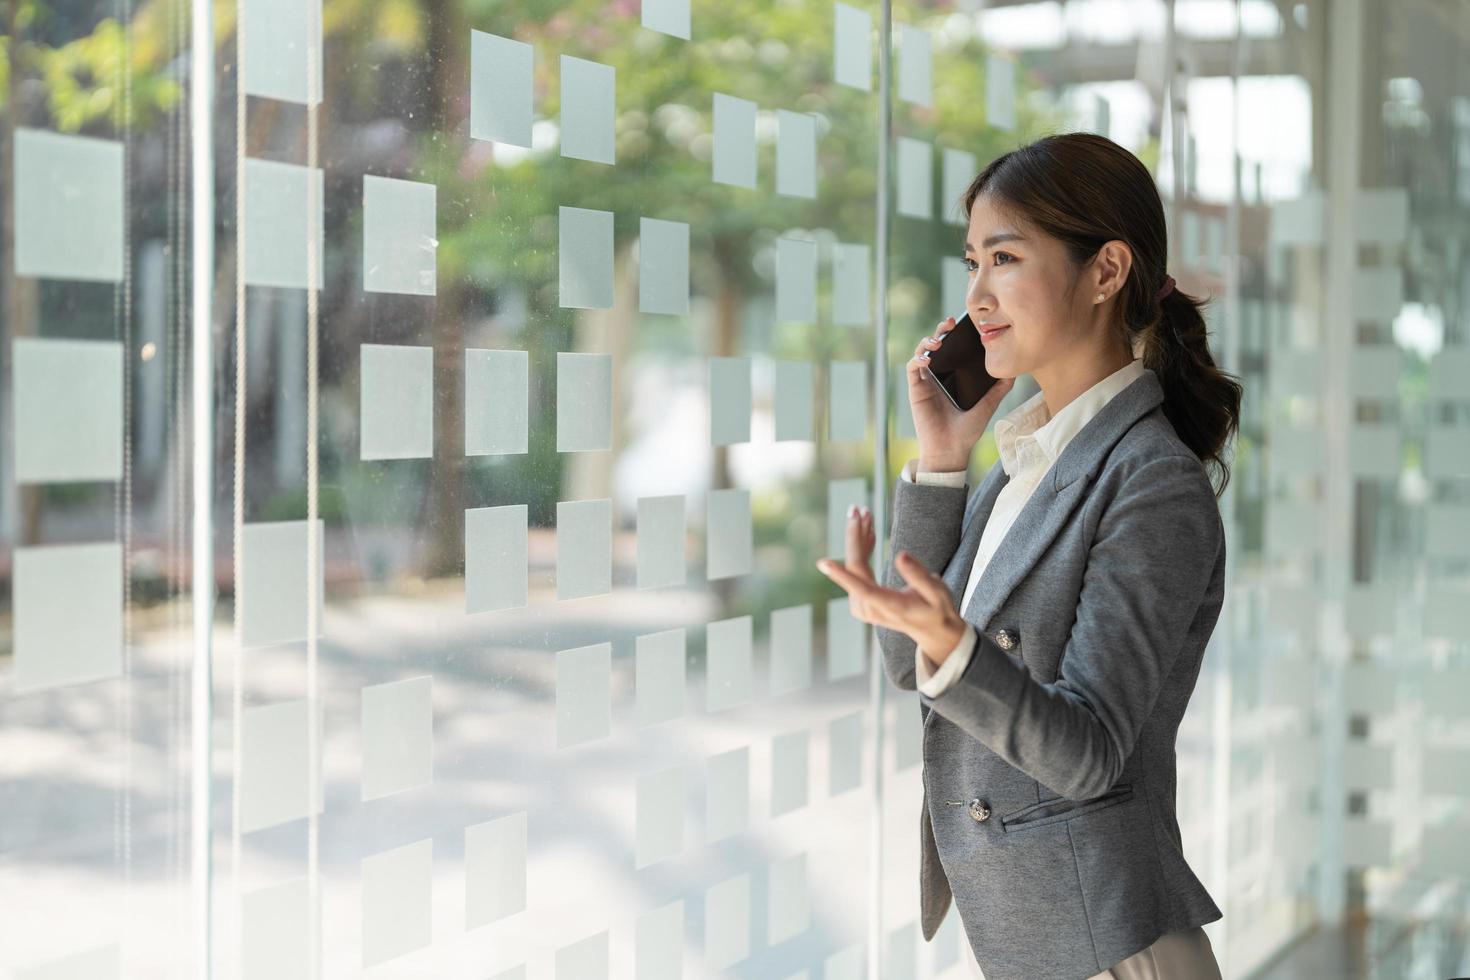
[960,132,1242,500]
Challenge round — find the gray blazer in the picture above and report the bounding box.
[876,366,1225,980]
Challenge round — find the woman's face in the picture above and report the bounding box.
[962,192,1097,380]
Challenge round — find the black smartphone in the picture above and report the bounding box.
[923,311,1001,411]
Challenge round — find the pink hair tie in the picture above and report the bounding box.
[1154,274,1176,303]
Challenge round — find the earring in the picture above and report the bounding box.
[1096,292,1105,302]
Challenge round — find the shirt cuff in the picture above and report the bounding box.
[902,458,967,488]
[916,624,978,697]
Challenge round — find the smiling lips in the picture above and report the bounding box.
[979,323,1010,343]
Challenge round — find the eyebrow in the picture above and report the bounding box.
[965,233,1026,252]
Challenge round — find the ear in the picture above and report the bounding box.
[1092,240,1133,302]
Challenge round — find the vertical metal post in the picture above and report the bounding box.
[189,0,215,974]
[869,0,893,975]
[1320,0,1362,929]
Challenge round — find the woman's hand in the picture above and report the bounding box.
[909,317,1015,470]
[815,504,967,665]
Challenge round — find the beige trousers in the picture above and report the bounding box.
[961,925,1222,979]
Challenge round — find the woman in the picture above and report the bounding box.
[816,132,1242,980]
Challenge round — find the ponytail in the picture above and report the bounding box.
[1141,286,1243,499]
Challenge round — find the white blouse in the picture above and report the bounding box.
[903,357,1148,697]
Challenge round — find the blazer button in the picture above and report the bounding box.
[994,629,1017,650]
[968,798,991,822]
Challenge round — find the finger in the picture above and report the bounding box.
[843,508,877,578]
[893,551,953,609]
[818,557,894,608]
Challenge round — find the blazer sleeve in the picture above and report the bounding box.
[874,462,984,692]
[919,454,1224,801]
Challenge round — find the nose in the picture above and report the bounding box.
[966,271,995,319]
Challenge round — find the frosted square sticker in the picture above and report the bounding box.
[768,852,808,944]
[636,900,684,980]
[557,642,612,747]
[825,946,862,980]
[827,596,866,680]
[560,206,615,309]
[14,337,122,484]
[465,349,529,455]
[705,873,750,969]
[642,0,690,38]
[14,128,123,282]
[777,110,817,199]
[885,923,917,980]
[896,137,932,219]
[240,519,324,649]
[776,235,817,323]
[466,811,527,929]
[242,877,311,980]
[240,698,321,832]
[771,729,809,816]
[706,614,753,712]
[471,31,533,147]
[466,504,529,613]
[639,217,690,315]
[360,343,433,460]
[243,158,323,289]
[363,175,436,295]
[709,356,752,445]
[831,243,870,327]
[833,3,872,91]
[561,56,616,165]
[895,367,916,439]
[13,542,122,692]
[826,478,866,560]
[706,488,752,580]
[556,932,608,979]
[637,495,687,589]
[828,710,863,794]
[828,359,868,442]
[987,54,1016,131]
[942,148,977,226]
[942,255,968,312]
[636,627,687,727]
[768,604,812,696]
[241,0,322,104]
[706,746,748,842]
[361,839,433,967]
[774,360,814,441]
[360,675,433,801]
[898,25,932,107]
[713,93,757,188]
[557,351,613,452]
[636,765,685,868]
[556,498,612,600]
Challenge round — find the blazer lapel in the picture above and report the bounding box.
[956,367,1167,630]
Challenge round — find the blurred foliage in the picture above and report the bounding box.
[1,0,182,130]
[4,0,1085,621]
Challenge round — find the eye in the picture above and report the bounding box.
[993,251,1016,265]
[963,257,979,273]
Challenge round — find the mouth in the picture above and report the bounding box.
[979,323,1010,343]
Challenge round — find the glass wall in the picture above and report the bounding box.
[0,1,196,976]
[2,1,1468,978]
